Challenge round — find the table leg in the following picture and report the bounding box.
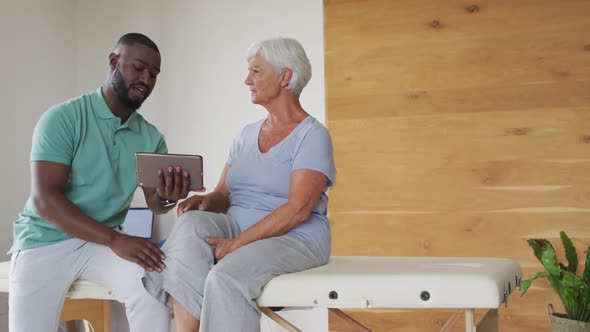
[259,307,302,332]
[465,308,475,332]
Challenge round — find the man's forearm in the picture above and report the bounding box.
[32,191,120,247]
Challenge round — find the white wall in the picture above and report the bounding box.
[0,0,76,257]
[0,0,77,329]
[73,0,168,133]
[3,1,326,331]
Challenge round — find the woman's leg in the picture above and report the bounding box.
[200,235,325,332]
[142,211,240,330]
[173,298,200,332]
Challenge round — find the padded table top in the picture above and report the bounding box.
[256,256,522,309]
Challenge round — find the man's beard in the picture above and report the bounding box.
[112,66,150,110]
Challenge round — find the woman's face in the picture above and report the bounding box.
[244,54,283,105]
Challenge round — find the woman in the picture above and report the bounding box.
[143,37,336,331]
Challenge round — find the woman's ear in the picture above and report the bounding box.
[280,68,293,88]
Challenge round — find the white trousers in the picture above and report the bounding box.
[9,238,170,332]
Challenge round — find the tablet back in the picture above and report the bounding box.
[136,152,204,191]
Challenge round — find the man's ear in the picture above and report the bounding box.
[108,52,119,70]
[280,68,292,88]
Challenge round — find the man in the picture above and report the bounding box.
[9,33,189,332]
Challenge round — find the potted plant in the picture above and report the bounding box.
[520,231,590,331]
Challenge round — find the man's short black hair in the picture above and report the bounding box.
[116,33,159,53]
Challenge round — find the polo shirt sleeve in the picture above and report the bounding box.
[292,125,337,187]
[30,106,76,166]
[155,135,168,154]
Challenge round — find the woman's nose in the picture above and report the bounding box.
[244,72,253,85]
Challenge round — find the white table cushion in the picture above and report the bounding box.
[256,256,522,309]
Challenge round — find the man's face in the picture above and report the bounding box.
[111,43,161,110]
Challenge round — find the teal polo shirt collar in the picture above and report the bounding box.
[92,87,140,133]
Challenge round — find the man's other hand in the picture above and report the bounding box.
[109,233,166,272]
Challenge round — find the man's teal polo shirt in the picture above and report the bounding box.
[11,88,167,252]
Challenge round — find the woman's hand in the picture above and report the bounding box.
[177,194,211,217]
[206,237,243,261]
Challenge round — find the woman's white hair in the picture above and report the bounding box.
[246,37,312,96]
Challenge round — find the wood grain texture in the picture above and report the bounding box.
[60,299,110,332]
[324,0,590,330]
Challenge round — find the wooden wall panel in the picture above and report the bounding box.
[324,0,590,330]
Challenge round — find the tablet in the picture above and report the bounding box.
[135,152,204,191]
[121,208,154,239]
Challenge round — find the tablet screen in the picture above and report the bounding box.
[121,208,154,239]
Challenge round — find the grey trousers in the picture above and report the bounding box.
[143,210,326,332]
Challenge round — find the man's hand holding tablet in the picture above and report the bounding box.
[136,152,205,205]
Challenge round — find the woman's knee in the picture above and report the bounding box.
[175,211,226,240]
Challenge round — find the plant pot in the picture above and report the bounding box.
[547,304,590,332]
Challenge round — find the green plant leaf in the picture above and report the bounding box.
[561,272,590,321]
[528,239,561,276]
[546,274,563,300]
[561,231,578,274]
[562,271,586,289]
[523,234,590,322]
[583,291,590,307]
[584,248,590,287]
[520,271,550,296]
